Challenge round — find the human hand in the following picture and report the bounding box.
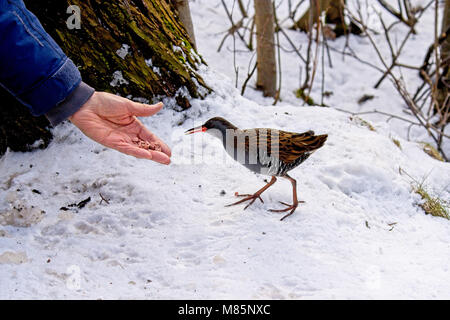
[69,92,171,164]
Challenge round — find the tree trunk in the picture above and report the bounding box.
[0,89,53,155]
[438,0,450,123]
[441,0,450,62]
[173,0,197,50]
[0,0,210,156]
[254,0,277,98]
[291,0,360,37]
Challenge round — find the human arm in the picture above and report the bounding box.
[0,0,93,123]
[0,0,171,163]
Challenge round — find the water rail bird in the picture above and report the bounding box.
[185,117,327,221]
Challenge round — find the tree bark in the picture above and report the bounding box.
[254,0,277,98]
[291,0,359,37]
[438,0,450,123]
[0,89,53,154]
[441,0,450,62]
[1,0,210,155]
[173,0,197,50]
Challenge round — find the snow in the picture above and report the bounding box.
[116,44,130,60]
[110,70,129,87]
[145,58,162,76]
[0,0,450,299]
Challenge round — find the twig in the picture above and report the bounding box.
[321,14,326,106]
[376,0,418,33]
[241,60,257,95]
[218,0,251,52]
[237,0,248,18]
[99,193,110,205]
[273,0,282,105]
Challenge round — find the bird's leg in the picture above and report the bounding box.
[226,176,277,210]
[269,174,302,221]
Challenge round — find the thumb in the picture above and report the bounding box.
[129,101,164,117]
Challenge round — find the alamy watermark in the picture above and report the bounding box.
[173,123,280,175]
[66,5,81,30]
[66,265,81,290]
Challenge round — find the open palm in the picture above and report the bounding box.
[69,92,171,164]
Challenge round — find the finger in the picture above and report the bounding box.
[128,101,164,117]
[120,145,171,164]
[148,150,171,165]
[139,127,172,157]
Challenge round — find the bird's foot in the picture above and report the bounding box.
[269,201,303,221]
[225,192,264,210]
[278,200,305,206]
[234,192,256,198]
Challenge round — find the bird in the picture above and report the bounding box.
[185,117,327,221]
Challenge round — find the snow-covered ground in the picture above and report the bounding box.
[0,0,449,299]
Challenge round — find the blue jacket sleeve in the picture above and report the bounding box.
[0,0,94,125]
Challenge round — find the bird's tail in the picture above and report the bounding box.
[309,134,328,152]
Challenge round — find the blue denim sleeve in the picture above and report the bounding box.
[0,0,93,123]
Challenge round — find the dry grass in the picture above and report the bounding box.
[399,167,449,220]
[414,183,450,220]
[350,116,376,131]
[391,137,401,149]
[421,142,444,161]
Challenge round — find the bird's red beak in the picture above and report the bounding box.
[184,126,207,135]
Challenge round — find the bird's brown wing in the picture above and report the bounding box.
[278,130,328,163]
[239,129,327,164]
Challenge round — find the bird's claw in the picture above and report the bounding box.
[269,201,303,221]
[268,205,296,213]
[234,192,254,198]
[278,200,305,207]
[226,192,264,209]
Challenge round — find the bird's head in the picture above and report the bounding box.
[184,117,238,137]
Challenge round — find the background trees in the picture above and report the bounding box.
[217,0,449,161]
[254,0,277,97]
[292,0,350,36]
[173,0,197,49]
